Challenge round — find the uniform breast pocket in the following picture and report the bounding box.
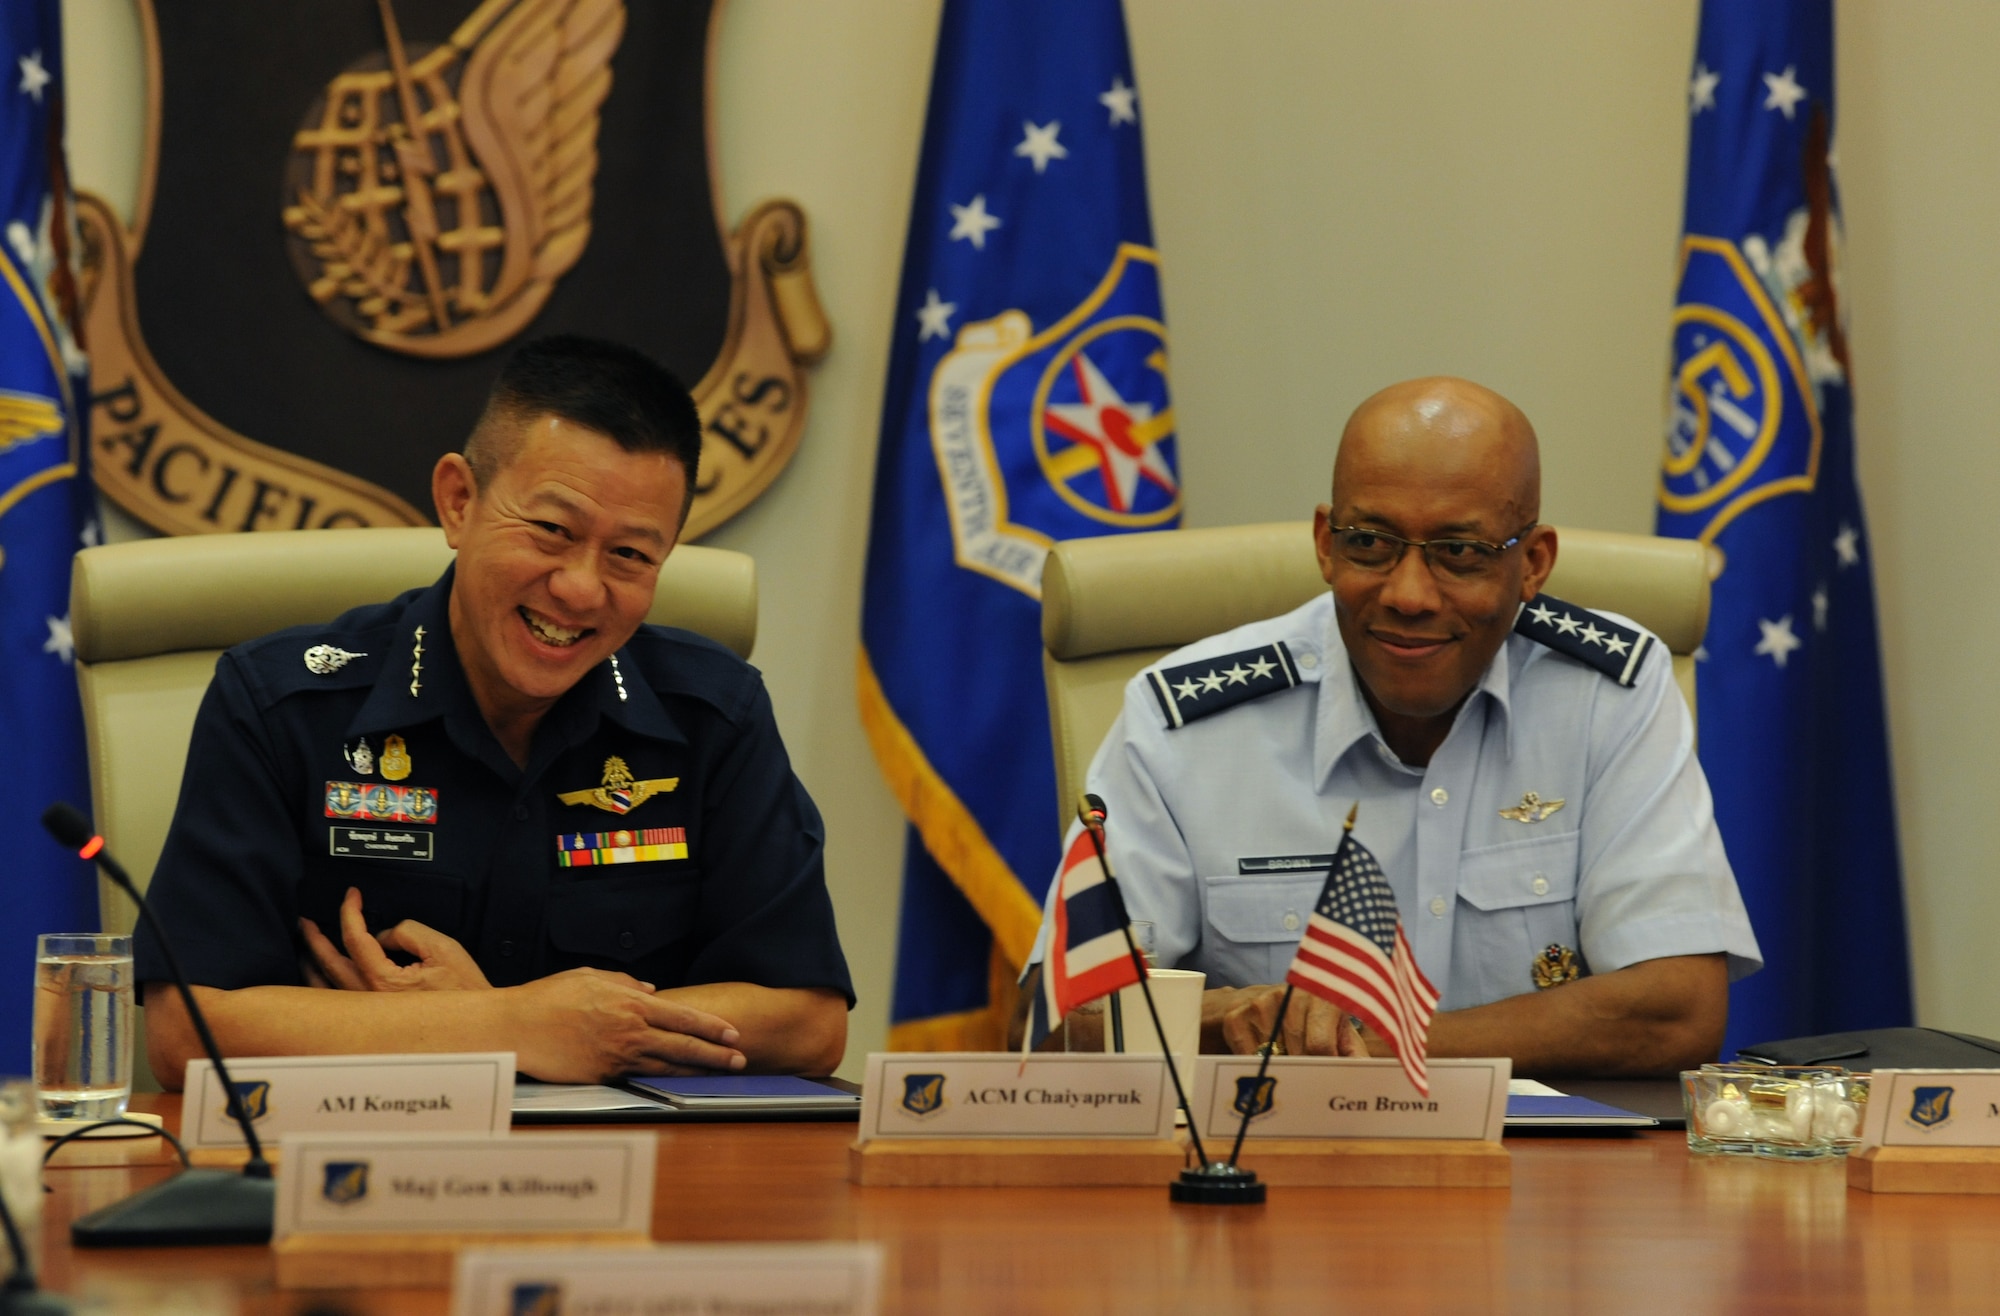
[302,849,466,940]
[1203,872,1329,986]
[1453,831,1582,1005]
[547,867,703,975]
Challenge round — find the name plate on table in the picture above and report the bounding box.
[273,1132,656,1238]
[1189,1057,1511,1142]
[182,1053,514,1148]
[858,1053,1175,1142]
[1861,1070,2000,1149]
[452,1243,883,1316]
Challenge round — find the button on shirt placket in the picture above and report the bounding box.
[1410,702,1485,1007]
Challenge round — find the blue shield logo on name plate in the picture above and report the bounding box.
[229,1080,270,1123]
[509,1281,564,1316]
[321,1160,370,1205]
[901,1073,946,1117]
[1233,1075,1277,1121]
[1908,1086,1954,1130]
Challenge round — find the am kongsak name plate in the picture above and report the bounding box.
[858,1052,1176,1142]
[451,1243,884,1316]
[1190,1057,1511,1143]
[182,1053,514,1150]
[273,1132,656,1239]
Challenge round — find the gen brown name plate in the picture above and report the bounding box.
[1189,1057,1511,1142]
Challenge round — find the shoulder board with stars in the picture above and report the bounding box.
[1147,642,1302,730]
[1515,594,1653,687]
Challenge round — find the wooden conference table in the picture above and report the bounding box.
[31,1092,2000,1313]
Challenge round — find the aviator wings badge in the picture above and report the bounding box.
[556,756,678,815]
[1499,791,1565,824]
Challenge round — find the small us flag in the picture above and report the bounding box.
[1023,827,1146,1054]
[1285,826,1439,1095]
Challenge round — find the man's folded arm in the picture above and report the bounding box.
[1391,951,1728,1078]
[143,970,747,1090]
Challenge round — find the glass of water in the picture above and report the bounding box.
[32,933,134,1125]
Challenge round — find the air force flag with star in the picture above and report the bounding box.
[1658,0,1910,1048]
[1,0,99,1070]
[859,0,1180,1048]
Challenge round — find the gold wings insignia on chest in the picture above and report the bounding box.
[557,755,679,815]
[281,0,626,358]
[1498,791,1565,824]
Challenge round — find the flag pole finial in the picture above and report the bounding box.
[1344,802,1358,832]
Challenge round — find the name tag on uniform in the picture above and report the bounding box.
[1238,853,1337,874]
[274,1132,656,1238]
[330,826,434,861]
[451,1243,884,1316]
[1189,1056,1511,1142]
[858,1053,1176,1142]
[555,827,688,867]
[181,1053,513,1148]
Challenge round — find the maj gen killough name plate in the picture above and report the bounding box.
[273,1132,656,1238]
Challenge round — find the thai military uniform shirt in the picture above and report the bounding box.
[134,566,854,1003]
[1035,591,1761,1011]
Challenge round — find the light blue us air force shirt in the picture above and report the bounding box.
[1034,592,1762,1012]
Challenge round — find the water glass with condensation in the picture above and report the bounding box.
[32,933,134,1124]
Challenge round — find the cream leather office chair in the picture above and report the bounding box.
[72,527,758,932]
[1040,523,1709,829]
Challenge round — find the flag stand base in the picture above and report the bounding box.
[1170,1163,1265,1204]
[1848,1146,2000,1194]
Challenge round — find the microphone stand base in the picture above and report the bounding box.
[1169,1162,1266,1205]
[71,1169,274,1247]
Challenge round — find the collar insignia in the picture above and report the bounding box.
[304,644,366,675]
[557,756,678,815]
[1498,791,1565,824]
[1146,641,1303,730]
[1514,594,1653,686]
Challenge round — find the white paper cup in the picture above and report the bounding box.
[1102,969,1205,1073]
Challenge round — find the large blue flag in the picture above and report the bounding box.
[1659,0,1910,1049]
[1,0,98,1069]
[860,0,1179,1048]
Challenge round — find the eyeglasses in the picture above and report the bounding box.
[1326,523,1537,580]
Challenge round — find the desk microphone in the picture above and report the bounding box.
[40,804,274,1247]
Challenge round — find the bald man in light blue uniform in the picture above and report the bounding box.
[1021,378,1760,1077]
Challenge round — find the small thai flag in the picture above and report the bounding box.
[1023,827,1145,1054]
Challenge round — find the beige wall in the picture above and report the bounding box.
[61,0,2000,1068]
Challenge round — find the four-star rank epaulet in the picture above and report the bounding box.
[1514,594,1654,687]
[1147,642,1302,730]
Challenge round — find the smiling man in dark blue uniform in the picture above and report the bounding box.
[136,337,852,1087]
